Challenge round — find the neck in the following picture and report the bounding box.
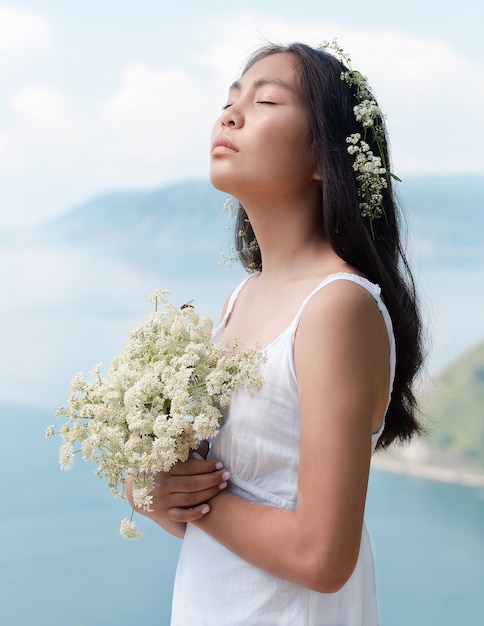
[236,187,339,281]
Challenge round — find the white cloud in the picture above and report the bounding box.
[0,61,216,185]
[98,63,212,164]
[0,6,52,64]
[0,84,89,167]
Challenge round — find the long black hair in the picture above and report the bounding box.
[233,42,425,448]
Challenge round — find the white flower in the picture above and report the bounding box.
[346,133,361,145]
[89,363,102,378]
[353,100,380,128]
[59,443,73,470]
[148,288,170,311]
[45,425,55,438]
[132,483,154,512]
[119,518,143,540]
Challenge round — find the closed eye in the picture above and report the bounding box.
[222,100,277,110]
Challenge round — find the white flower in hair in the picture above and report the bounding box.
[320,39,401,237]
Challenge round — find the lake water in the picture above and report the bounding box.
[1,405,483,626]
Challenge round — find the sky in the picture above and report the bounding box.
[1,0,483,228]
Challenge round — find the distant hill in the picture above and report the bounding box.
[35,175,484,264]
[376,341,484,482]
[422,341,484,471]
[38,180,233,273]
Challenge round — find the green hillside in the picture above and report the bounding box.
[421,341,484,471]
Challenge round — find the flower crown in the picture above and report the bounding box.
[319,40,400,236]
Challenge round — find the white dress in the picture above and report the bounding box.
[171,272,396,626]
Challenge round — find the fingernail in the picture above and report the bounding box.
[215,462,223,470]
[221,471,230,481]
[192,452,204,460]
[219,481,228,490]
[201,505,210,515]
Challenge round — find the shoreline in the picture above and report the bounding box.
[372,456,484,488]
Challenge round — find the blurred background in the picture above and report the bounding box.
[1,1,483,625]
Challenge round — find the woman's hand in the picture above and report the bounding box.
[126,456,230,536]
[151,456,230,522]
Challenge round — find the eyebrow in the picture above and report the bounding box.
[229,77,297,93]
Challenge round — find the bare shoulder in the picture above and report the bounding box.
[294,276,390,384]
[298,276,384,336]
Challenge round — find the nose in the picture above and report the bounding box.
[220,105,243,129]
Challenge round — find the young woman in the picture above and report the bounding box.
[129,42,424,625]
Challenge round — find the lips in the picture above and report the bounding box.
[211,135,238,155]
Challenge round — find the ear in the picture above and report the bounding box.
[311,150,322,181]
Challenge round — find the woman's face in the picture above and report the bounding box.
[210,52,318,202]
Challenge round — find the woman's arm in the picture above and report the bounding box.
[191,281,390,592]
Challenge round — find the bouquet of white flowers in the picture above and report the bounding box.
[47,289,264,539]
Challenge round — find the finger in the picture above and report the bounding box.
[162,468,230,495]
[167,503,211,523]
[168,458,224,476]
[168,482,228,509]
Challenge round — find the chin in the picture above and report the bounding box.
[209,169,235,194]
[209,177,227,193]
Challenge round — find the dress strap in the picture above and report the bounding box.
[211,274,253,342]
[223,275,252,321]
[291,272,381,326]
